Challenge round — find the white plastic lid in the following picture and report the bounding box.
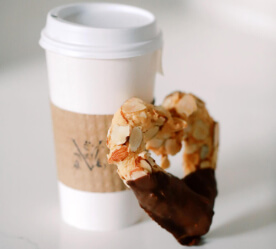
[39,3,163,59]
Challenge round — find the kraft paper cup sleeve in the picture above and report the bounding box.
[51,103,127,192]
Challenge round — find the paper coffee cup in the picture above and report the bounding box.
[39,3,162,230]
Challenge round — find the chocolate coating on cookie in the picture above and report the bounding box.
[127,168,217,246]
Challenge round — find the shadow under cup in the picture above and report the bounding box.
[39,3,163,230]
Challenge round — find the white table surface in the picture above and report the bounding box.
[1,2,276,248]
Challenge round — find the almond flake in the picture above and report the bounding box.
[161,156,170,169]
[165,139,182,155]
[146,138,164,149]
[112,109,128,125]
[176,94,197,116]
[154,106,169,116]
[213,122,219,147]
[192,120,209,140]
[200,160,211,169]
[109,146,128,162]
[172,118,187,131]
[122,98,146,113]
[147,157,156,166]
[200,145,209,159]
[129,127,143,152]
[212,146,218,167]
[156,116,166,126]
[122,179,130,188]
[162,92,180,110]
[185,144,198,154]
[130,170,147,180]
[144,126,159,141]
[138,151,148,158]
[154,107,168,125]
[140,159,152,173]
[139,112,147,118]
[107,127,111,139]
[111,125,130,145]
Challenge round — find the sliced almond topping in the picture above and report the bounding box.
[165,139,182,155]
[185,143,198,154]
[159,132,171,140]
[172,118,187,131]
[213,122,219,147]
[144,126,159,141]
[107,127,111,137]
[192,120,209,140]
[200,160,211,169]
[122,98,146,113]
[154,106,169,116]
[185,153,200,168]
[120,109,129,124]
[138,151,148,158]
[162,92,181,110]
[200,145,209,159]
[108,146,128,163]
[129,127,143,152]
[107,127,111,145]
[146,138,164,149]
[147,157,156,166]
[161,156,170,169]
[156,116,166,126]
[130,170,147,180]
[212,146,218,167]
[112,109,128,125]
[122,179,130,188]
[162,97,174,110]
[176,94,197,117]
[194,95,205,108]
[160,122,172,134]
[140,159,152,173]
[139,111,147,118]
[111,125,130,145]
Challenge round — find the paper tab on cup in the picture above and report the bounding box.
[51,103,127,192]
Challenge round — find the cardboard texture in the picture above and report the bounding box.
[51,103,127,192]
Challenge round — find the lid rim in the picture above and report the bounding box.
[40,31,163,59]
[40,3,163,59]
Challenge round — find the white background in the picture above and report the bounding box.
[0,0,275,248]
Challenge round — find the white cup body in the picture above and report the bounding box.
[46,50,160,230]
[46,50,161,115]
